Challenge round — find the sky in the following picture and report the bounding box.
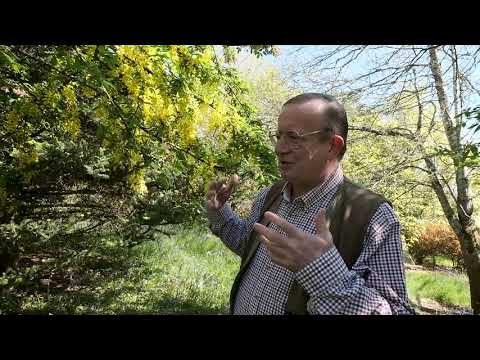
[265,45,480,103]
[254,45,480,143]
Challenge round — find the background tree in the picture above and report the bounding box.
[0,45,278,271]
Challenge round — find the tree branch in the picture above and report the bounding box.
[348,125,415,140]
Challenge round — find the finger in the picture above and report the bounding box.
[206,195,220,209]
[258,234,272,246]
[219,182,229,193]
[263,211,301,237]
[205,195,219,208]
[208,179,224,192]
[206,189,217,199]
[207,181,218,192]
[253,223,287,246]
[221,174,240,194]
[257,234,284,249]
[315,209,330,234]
[230,174,240,186]
[216,179,228,192]
[217,185,231,202]
[258,236,290,268]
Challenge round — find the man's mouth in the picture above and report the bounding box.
[279,161,293,169]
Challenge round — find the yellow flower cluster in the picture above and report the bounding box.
[62,84,81,139]
[13,147,39,168]
[116,46,158,99]
[142,88,175,126]
[5,111,20,132]
[128,171,148,195]
[207,101,229,132]
[128,150,143,169]
[64,118,81,139]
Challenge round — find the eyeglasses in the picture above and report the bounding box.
[272,128,333,149]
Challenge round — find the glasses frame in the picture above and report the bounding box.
[272,128,334,148]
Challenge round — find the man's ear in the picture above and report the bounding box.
[328,135,344,159]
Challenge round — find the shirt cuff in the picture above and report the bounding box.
[206,202,234,226]
[295,246,350,296]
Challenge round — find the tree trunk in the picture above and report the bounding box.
[457,226,480,313]
[429,46,480,314]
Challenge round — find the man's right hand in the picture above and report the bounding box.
[205,174,240,211]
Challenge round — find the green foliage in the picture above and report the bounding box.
[406,270,470,309]
[342,107,442,243]
[0,45,277,252]
[240,61,297,134]
[438,106,480,167]
[228,56,299,215]
[0,225,239,314]
[462,106,480,134]
[0,45,278,314]
[221,46,279,64]
[0,223,130,314]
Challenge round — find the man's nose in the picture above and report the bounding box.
[275,139,290,155]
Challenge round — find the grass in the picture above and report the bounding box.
[434,256,454,268]
[1,225,473,315]
[1,225,240,315]
[119,226,240,314]
[420,255,456,268]
[406,269,471,309]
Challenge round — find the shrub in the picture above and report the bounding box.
[408,223,464,270]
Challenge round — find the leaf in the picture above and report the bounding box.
[467,123,478,130]
[101,79,116,91]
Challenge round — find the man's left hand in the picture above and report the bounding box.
[252,209,334,272]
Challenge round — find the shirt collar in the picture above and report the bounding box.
[282,165,344,209]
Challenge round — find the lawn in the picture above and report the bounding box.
[406,269,471,311]
[1,226,239,314]
[0,225,472,315]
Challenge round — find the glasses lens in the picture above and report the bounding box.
[286,131,301,144]
[274,131,300,142]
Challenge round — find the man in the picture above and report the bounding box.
[206,93,415,315]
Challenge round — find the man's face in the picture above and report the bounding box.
[275,101,333,187]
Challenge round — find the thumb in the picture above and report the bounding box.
[314,209,330,235]
[230,174,240,187]
[224,174,240,193]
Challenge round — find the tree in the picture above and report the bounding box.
[286,45,480,313]
[0,45,278,260]
[238,54,297,134]
[219,52,299,215]
[340,102,443,245]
